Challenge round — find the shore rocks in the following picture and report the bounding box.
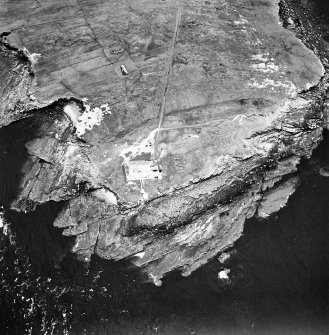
[319,167,329,177]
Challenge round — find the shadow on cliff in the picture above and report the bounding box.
[0,103,76,275]
[0,102,67,207]
[0,115,37,208]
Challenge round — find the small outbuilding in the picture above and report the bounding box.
[120,65,129,76]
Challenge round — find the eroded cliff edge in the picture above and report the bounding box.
[0,0,328,284]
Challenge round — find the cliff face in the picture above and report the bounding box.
[0,0,328,284]
[0,42,36,126]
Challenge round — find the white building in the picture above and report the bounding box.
[124,160,162,181]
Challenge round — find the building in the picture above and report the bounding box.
[120,65,128,76]
[124,160,162,181]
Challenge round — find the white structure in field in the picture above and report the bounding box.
[124,160,162,181]
[120,65,128,76]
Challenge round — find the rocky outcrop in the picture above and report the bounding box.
[0,0,328,284]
